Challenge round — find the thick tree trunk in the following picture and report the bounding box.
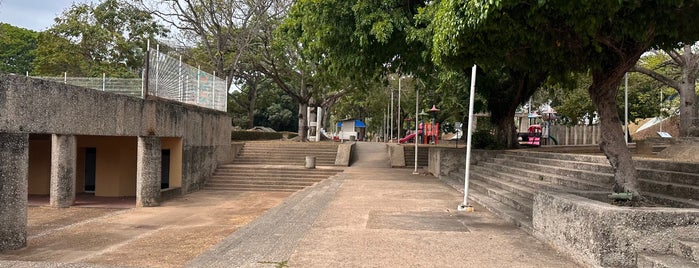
[590,71,640,196]
[493,105,518,149]
[298,102,308,141]
[247,83,257,129]
[678,77,696,137]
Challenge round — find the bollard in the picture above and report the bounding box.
[305,156,316,169]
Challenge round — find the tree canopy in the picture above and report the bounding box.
[0,23,38,74]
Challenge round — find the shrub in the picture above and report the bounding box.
[231,131,283,141]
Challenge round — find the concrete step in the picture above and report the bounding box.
[643,192,699,209]
[498,153,614,174]
[213,169,340,175]
[468,190,534,234]
[493,157,614,185]
[639,179,699,200]
[470,178,533,216]
[470,165,572,193]
[206,180,316,187]
[503,150,610,165]
[202,186,300,192]
[479,161,608,191]
[637,253,699,268]
[638,168,699,187]
[469,170,536,200]
[636,158,699,174]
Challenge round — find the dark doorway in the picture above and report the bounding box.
[85,147,96,192]
[161,149,170,189]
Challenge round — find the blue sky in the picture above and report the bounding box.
[0,0,90,31]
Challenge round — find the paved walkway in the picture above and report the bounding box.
[188,142,578,267]
[1,142,579,267]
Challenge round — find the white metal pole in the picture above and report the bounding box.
[316,107,323,142]
[624,73,629,144]
[413,88,419,174]
[197,65,201,104]
[179,55,183,101]
[155,44,160,96]
[102,73,106,91]
[64,72,67,84]
[459,65,477,211]
[660,89,663,132]
[390,89,394,142]
[212,71,216,108]
[398,77,402,139]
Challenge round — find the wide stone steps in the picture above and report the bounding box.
[479,161,608,191]
[498,153,614,173]
[204,141,343,192]
[403,146,429,167]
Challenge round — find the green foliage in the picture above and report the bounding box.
[231,131,283,141]
[34,0,167,77]
[0,23,38,74]
[472,120,505,150]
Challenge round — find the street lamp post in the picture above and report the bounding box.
[398,76,402,140]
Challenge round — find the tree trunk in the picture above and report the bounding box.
[590,71,640,196]
[247,82,258,129]
[678,74,696,137]
[493,105,518,149]
[298,102,308,141]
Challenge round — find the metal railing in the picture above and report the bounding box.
[31,43,228,112]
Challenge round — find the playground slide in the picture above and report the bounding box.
[399,132,418,143]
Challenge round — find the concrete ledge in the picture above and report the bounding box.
[160,187,182,202]
[533,191,699,267]
[334,142,354,166]
[428,148,502,179]
[388,144,405,167]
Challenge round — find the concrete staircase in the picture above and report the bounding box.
[204,164,343,192]
[204,141,343,192]
[448,150,699,232]
[403,145,429,167]
[452,149,699,267]
[232,141,339,166]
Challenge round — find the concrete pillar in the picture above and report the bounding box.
[0,133,29,251]
[137,136,161,207]
[50,134,76,208]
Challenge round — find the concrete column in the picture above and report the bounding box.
[50,134,76,208]
[0,133,29,251]
[137,136,161,207]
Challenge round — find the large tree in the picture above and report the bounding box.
[34,0,167,77]
[0,23,38,74]
[432,0,699,196]
[632,44,699,137]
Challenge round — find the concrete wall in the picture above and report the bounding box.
[0,74,232,195]
[428,147,502,179]
[533,191,699,267]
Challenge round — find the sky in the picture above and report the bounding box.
[0,0,90,31]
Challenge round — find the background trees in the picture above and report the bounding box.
[0,23,38,74]
[32,0,167,77]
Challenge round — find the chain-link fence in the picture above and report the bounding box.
[33,75,143,98]
[147,47,228,112]
[31,44,228,112]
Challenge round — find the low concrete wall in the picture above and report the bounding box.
[0,74,232,194]
[428,147,502,179]
[534,191,699,267]
[388,144,405,167]
[335,143,354,166]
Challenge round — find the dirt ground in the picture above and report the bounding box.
[0,191,291,267]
